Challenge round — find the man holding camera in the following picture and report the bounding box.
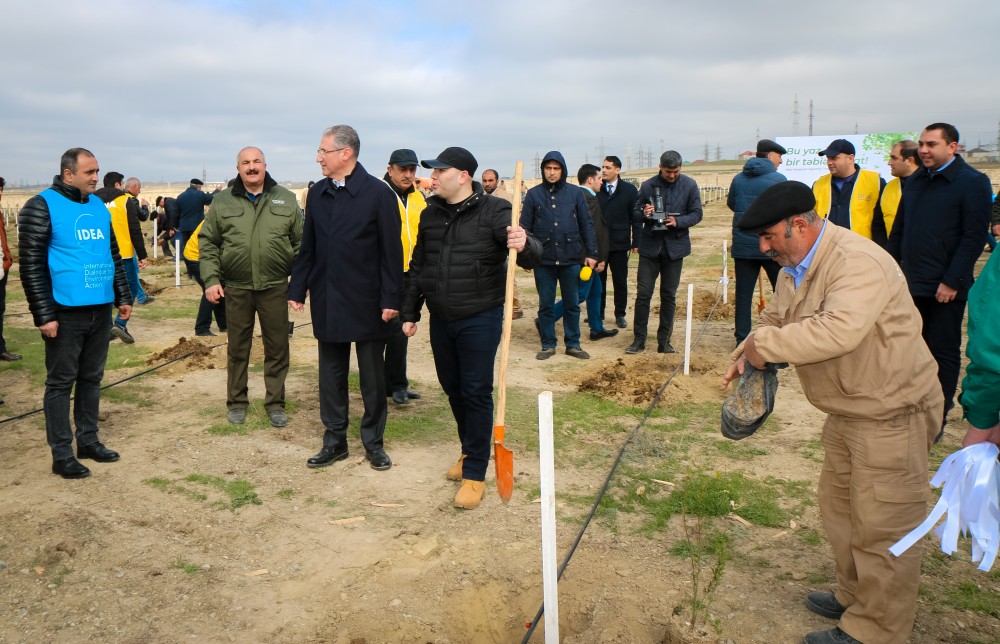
[625,151,702,354]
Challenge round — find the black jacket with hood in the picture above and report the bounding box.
[520,151,597,266]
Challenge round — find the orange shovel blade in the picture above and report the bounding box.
[494,424,514,504]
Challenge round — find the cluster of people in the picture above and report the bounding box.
[9,120,999,641]
[723,122,997,644]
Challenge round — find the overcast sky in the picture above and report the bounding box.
[2,0,998,186]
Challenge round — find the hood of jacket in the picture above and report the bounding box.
[94,185,126,203]
[231,172,278,198]
[742,157,777,178]
[541,151,568,187]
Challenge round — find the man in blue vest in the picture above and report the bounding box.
[17,148,132,479]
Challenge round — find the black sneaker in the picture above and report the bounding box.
[536,348,556,360]
[565,347,590,359]
[624,341,645,354]
[110,323,135,344]
[805,591,846,620]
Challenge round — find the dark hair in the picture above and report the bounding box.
[924,122,960,144]
[604,155,622,170]
[577,163,600,185]
[896,140,919,163]
[307,181,315,188]
[103,171,124,188]
[155,196,164,206]
[482,168,499,181]
[0,176,5,189]
[60,147,95,174]
[659,150,682,168]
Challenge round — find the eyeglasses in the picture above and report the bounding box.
[317,147,347,156]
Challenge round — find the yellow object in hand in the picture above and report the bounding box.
[579,266,592,281]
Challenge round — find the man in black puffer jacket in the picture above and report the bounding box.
[18,148,132,479]
[401,147,541,510]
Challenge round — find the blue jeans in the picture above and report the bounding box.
[43,304,112,459]
[633,251,684,347]
[553,267,608,333]
[114,256,145,327]
[429,306,503,482]
[534,264,581,349]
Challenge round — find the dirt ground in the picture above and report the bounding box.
[1,193,998,644]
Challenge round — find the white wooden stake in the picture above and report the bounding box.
[538,391,559,644]
[684,284,694,376]
[722,240,729,304]
[174,240,181,287]
[152,218,158,259]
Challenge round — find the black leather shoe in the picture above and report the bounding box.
[0,351,23,361]
[805,591,846,620]
[405,389,421,400]
[615,316,628,329]
[657,343,677,354]
[307,445,349,468]
[77,442,120,462]
[366,448,392,471]
[391,390,409,405]
[802,627,862,644]
[590,329,619,341]
[624,341,645,354]
[52,457,91,479]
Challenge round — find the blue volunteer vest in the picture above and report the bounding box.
[41,188,116,306]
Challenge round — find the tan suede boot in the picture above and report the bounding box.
[454,479,486,509]
[446,454,466,481]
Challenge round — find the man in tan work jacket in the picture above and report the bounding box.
[723,181,943,644]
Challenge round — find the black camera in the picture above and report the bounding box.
[647,186,676,232]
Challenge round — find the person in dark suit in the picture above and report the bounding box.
[597,155,640,329]
[289,125,403,471]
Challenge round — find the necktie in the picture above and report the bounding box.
[607,184,614,196]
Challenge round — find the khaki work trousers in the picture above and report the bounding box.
[818,389,943,644]
[224,284,290,413]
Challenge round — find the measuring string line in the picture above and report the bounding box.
[522,288,724,643]
[0,321,314,426]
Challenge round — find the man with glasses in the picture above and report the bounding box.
[290,125,402,472]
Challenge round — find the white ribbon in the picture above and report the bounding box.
[889,443,1000,572]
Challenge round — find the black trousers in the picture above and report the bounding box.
[633,251,684,347]
[184,259,226,334]
[733,258,781,344]
[912,295,966,420]
[601,249,631,319]
[318,339,387,453]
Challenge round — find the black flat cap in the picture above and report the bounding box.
[756,139,787,156]
[737,181,816,232]
[421,147,478,175]
[818,139,855,157]
[388,149,418,167]
[190,178,204,186]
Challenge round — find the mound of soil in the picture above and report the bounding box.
[146,337,221,371]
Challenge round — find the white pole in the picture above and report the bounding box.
[538,391,559,644]
[174,239,181,287]
[722,240,729,305]
[684,284,694,376]
[152,218,158,259]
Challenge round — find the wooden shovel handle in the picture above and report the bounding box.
[494,161,523,433]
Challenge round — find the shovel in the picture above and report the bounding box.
[494,161,523,503]
[757,268,767,314]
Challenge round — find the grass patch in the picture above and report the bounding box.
[205,400,299,436]
[100,383,156,408]
[276,488,294,500]
[173,559,201,574]
[143,473,260,511]
[799,529,824,546]
[713,440,768,461]
[942,582,1000,618]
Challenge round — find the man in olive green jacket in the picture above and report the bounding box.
[200,147,303,428]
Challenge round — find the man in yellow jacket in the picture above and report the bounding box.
[812,139,888,246]
[724,182,942,644]
[381,149,424,405]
